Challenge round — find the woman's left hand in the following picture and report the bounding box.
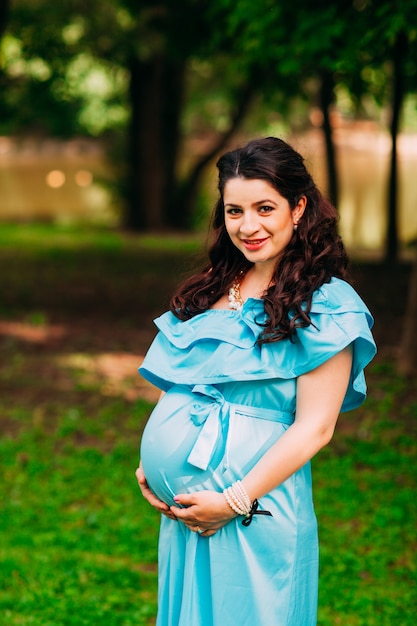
[171,490,236,537]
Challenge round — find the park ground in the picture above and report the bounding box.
[0,224,416,626]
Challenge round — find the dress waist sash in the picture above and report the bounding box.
[187,384,295,471]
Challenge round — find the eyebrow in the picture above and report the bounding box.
[224,199,277,208]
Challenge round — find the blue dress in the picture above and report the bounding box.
[139,278,376,626]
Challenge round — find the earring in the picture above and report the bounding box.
[293,220,299,232]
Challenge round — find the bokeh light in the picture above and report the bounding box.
[75,169,93,187]
[46,170,66,188]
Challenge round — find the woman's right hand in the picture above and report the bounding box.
[135,462,177,520]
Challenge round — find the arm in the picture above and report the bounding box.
[241,345,352,499]
[172,346,353,533]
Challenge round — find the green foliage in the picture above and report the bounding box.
[2,1,417,138]
[3,0,417,230]
[0,0,218,137]
[1,3,130,136]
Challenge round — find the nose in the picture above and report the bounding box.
[239,211,259,236]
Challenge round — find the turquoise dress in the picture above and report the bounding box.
[139,278,376,626]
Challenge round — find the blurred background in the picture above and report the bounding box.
[1,2,416,625]
[1,0,417,255]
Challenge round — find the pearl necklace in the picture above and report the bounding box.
[228,272,245,310]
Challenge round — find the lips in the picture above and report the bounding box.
[241,238,269,250]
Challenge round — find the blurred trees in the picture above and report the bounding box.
[0,0,10,37]
[212,0,365,208]
[2,0,260,229]
[1,0,417,249]
[0,0,11,120]
[399,254,417,375]
[351,0,417,262]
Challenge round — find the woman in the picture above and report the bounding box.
[136,137,376,626]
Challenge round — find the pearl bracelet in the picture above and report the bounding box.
[223,481,274,527]
[223,481,252,517]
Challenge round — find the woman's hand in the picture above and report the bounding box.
[135,463,177,521]
[171,490,237,537]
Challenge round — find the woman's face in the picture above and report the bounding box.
[223,177,305,271]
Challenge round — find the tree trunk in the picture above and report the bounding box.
[126,54,185,231]
[0,0,10,37]
[385,31,407,263]
[0,0,10,126]
[398,253,417,376]
[319,70,338,208]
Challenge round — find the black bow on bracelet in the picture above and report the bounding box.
[241,499,273,527]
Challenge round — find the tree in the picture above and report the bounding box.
[352,0,417,262]
[387,30,408,262]
[4,0,208,228]
[4,0,259,230]
[4,0,417,236]
[212,0,374,209]
[0,0,11,124]
[0,0,9,37]
[398,252,417,375]
[350,0,417,370]
[1,2,95,136]
[94,0,263,230]
[174,68,258,228]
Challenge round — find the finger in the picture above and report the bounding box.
[135,467,146,484]
[173,493,194,507]
[185,525,217,537]
[170,505,195,521]
[143,490,171,512]
[135,471,171,512]
[184,523,204,533]
[161,511,178,521]
[134,467,177,519]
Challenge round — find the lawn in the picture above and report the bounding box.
[0,224,416,625]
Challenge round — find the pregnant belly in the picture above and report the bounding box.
[140,385,290,506]
[140,386,224,504]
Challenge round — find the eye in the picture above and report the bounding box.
[225,207,242,216]
[258,205,274,214]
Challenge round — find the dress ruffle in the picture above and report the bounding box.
[139,278,376,412]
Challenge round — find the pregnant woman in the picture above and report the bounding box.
[136,137,376,626]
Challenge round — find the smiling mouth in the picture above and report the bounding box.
[242,238,268,246]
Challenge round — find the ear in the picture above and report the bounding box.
[293,195,306,225]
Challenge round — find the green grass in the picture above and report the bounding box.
[0,321,161,625]
[0,223,416,625]
[0,222,204,251]
[0,392,159,625]
[315,373,417,625]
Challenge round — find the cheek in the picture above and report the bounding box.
[280,226,294,247]
[276,217,294,237]
[224,219,237,238]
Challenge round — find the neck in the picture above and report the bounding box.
[240,265,274,300]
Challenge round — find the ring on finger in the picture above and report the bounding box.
[196,526,203,534]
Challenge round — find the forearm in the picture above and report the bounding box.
[242,347,352,502]
[241,419,333,501]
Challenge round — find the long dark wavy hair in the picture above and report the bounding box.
[170,137,349,343]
